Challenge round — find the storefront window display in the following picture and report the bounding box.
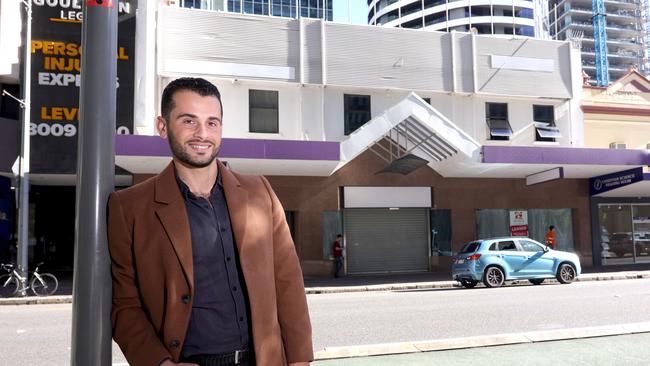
[476,208,574,251]
[599,204,650,265]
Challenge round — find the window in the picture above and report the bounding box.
[497,241,518,251]
[515,8,534,19]
[182,0,201,9]
[249,89,279,133]
[533,105,561,142]
[459,242,481,254]
[516,25,535,37]
[344,94,371,135]
[486,103,512,140]
[520,240,544,252]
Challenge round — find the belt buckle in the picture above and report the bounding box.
[234,350,241,364]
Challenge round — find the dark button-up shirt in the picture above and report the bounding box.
[175,170,251,358]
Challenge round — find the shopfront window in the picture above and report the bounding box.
[476,208,574,251]
[599,204,650,265]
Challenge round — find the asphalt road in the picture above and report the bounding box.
[309,278,650,351]
[1,279,649,365]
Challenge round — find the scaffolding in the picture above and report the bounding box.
[592,0,610,86]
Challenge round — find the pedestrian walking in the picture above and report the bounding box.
[332,235,343,278]
[107,77,313,366]
[546,225,557,249]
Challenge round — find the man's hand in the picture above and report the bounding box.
[288,363,310,366]
[160,360,198,366]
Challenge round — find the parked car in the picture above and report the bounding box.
[452,237,581,288]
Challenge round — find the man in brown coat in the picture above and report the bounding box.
[108,77,313,366]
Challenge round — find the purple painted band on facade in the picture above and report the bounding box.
[482,146,650,166]
[115,135,340,161]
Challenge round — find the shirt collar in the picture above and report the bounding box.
[173,162,223,201]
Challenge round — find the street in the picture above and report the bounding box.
[0,279,649,365]
[309,278,650,350]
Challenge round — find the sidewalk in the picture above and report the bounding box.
[303,268,650,294]
[313,329,650,365]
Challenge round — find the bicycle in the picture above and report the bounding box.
[0,262,59,297]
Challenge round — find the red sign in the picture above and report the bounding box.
[86,0,114,7]
[510,225,529,237]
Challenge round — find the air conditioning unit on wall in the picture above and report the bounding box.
[609,142,627,149]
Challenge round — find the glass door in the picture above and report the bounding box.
[598,204,634,265]
[632,205,650,264]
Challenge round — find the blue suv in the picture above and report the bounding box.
[452,237,581,288]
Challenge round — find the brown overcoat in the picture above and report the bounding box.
[108,161,313,366]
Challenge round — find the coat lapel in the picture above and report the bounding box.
[154,162,194,291]
[219,160,249,253]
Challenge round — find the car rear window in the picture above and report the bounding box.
[459,242,481,254]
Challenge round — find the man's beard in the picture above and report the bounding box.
[167,130,219,168]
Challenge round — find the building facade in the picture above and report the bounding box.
[581,70,650,266]
[119,6,649,276]
[548,0,647,85]
[367,0,550,38]
[2,2,649,275]
[177,0,333,20]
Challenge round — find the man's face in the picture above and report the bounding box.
[157,90,223,168]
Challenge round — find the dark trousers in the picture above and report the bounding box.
[334,257,343,277]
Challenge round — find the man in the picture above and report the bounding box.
[108,78,313,366]
[546,225,557,249]
[331,235,343,278]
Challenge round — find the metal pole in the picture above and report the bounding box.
[70,0,117,364]
[16,0,33,297]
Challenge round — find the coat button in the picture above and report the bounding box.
[181,295,190,304]
[169,340,180,348]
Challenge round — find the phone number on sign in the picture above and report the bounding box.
[30,123,131,137]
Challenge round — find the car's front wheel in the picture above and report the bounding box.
[529,278,544,285]
[483,266,505,288]
[460,279,478,288]
[556,263,576,284]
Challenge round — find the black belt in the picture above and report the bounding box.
[182,349,252,366]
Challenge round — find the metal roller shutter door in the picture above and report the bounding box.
[344,208,429,274]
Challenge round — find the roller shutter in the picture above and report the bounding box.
[344,208,429,274]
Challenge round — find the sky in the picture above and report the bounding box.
[333,0,369,25]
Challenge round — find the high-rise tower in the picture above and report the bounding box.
[368,0,550,38]
[548,0,645,85]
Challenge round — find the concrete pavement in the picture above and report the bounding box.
[302,269,650,294]
[313,331,650,365]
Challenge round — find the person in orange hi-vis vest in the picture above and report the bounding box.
[546,225,557,249]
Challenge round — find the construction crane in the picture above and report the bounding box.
[592,0,610,86]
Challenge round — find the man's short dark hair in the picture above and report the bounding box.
[549,225,555,230]
[161,77,222,121]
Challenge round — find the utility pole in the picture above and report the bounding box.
[16,0,33,297]
[70,0,117,364]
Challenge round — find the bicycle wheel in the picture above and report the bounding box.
[30,273,59,296]
[0,274,19,297]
